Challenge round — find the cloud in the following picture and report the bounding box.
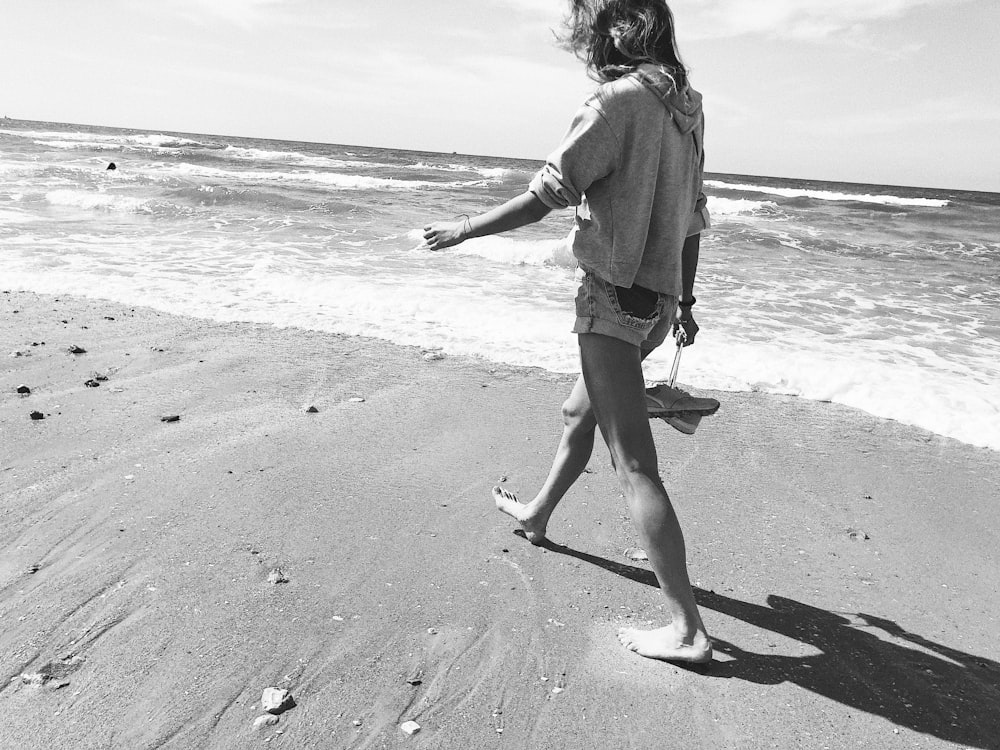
[678,0,965,41]
[786,96,1000,136]
[488,0,564,18]
[151,0,358,31]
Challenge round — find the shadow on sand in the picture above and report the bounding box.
[529,533,1000,749]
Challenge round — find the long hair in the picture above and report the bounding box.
[559,0,687,84]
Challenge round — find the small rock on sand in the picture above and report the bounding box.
[847,529,870,541]
[253,714,280,730]
[305,405,319,413]
[84,379,100,388]
[624,547,649,561]
[400,721,421,735]
[261,687,294,714]
[423,352,445,361]
[267,568,289,584]
[348,397,365,403]
[68,345,86,354]
[16,385,30,394]
[160,415,181,423]
[29,411,45,420]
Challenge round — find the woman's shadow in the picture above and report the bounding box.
[527,533,1000,749]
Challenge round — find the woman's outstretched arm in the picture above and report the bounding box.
[423,191,552,251]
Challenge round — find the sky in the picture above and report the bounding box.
[3,0,998,191]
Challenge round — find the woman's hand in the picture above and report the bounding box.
[422,220,467,251]
[675,307,699,346]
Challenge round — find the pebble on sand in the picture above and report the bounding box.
[68,345,86,354]
[624,547,649,561]
[29,411,45,420]
[160,415,181,423]
[400,721,421,735]
[267,568,289,584]
[253,714,280,730]
[348,397,365,403]
[84,379,100,388]
[17,385,30,394]
[305,405,319,413]
[261,687,295,714]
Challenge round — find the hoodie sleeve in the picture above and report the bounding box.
[528,102,619,210]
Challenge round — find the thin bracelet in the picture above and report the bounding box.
[679,296,696,308]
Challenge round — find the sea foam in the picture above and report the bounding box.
[705,180,950,208]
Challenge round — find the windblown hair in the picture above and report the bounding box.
[559,0,687,84]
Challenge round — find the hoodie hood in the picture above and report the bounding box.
[633,63,703,135]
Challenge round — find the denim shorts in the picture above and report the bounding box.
[572,267,678,350]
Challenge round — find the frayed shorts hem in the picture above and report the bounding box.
[571,268,677,350]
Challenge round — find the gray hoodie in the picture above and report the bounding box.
[529,63,706,294]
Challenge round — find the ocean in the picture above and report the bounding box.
[2,119,998,451]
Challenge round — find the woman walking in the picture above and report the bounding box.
[423,0,711,663]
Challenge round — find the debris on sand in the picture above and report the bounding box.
[305,405,319,413]
[423,352,445,361]
[29,411,45,420]
[20,658,82,687]
[406,668,423,685]
[847,528,870,541]
[84,379,101,388]
[624,547,649,561]
[253,714,280,730]
[400,720,421,735]
[267,568,289,585]
[16,385,30,394]
[261,687,295,714]
[68,345,86,354]
[160,415,181,423]
[348,397,365,403]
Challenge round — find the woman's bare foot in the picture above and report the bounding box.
[492,487,548,545]
[617,623,713,664]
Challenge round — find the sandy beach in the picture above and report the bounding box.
[2,288,998,749]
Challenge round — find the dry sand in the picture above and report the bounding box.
[2,289,999,749]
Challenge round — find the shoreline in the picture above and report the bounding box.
[2,289,999,748]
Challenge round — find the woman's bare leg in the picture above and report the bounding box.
[577,332,711,663]
[493,374,597,544]
[493,347,662,544]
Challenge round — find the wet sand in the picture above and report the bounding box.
[2,289,999,749]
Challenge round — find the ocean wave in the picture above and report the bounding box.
[222,146,383,171]
[0,207,37,225]
[673,334,999,451]
[706,196,782,217]
[409,161,511,180]
[705,180,950,208]
[35,139,122,151]
[45,189,152,212]
[157,163,477,190]
[4,128,219,150]
[408,229,576,268]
